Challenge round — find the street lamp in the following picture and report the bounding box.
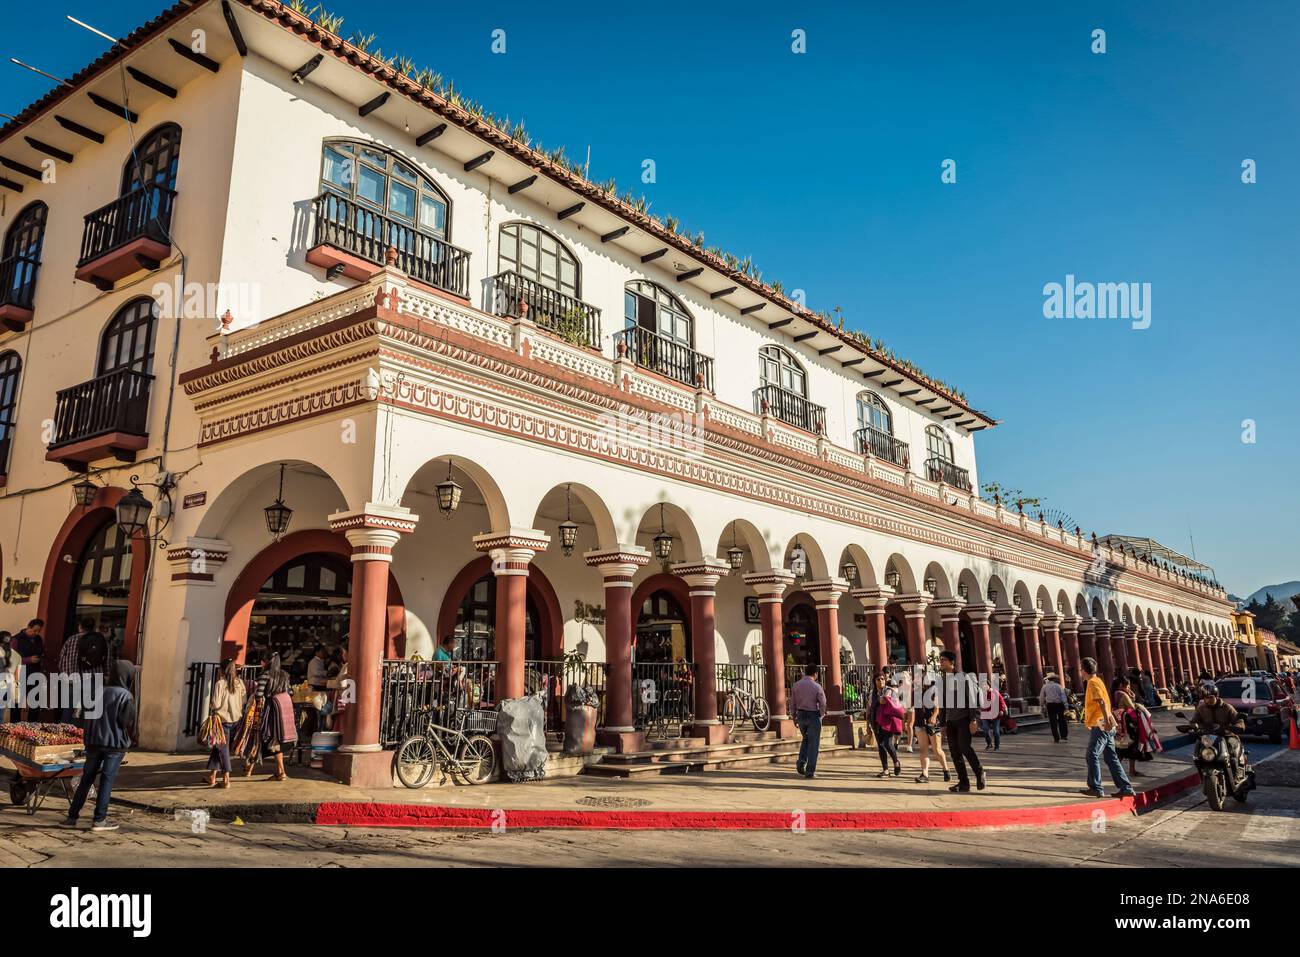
[115,471,177,547]
[789,541,808,579]
[263,464,293,540]
[958,583,969,600]
[885,565,901,589]
[558,484,579,557]
[115,488,153,539]
[924,576,937,595]
[726,521,745,572]
[436,459,462,517]
[652,503,673,562]
[840,560,857,584]
[72,478,97,509]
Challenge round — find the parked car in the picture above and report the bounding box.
[1214,677,1296,744]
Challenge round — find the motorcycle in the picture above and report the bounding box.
[1175,713,1256,811]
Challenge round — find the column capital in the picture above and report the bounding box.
[804,577,850,605]
[1076,619,1094,635]
[893,592,932,617]
[585,544,652,584]
[962,601,995,624]
[1092,620,1113,637]
[473,526,551,555]
[851,585,895,610]
[1059,614,1082,633]
[1018,608,1044,628]
[743,569,795,598]
[166,536,230,586]
[932,596,968,620]
[1124,623,1142,638]
[671,556,731,591]
[329,504,418,561]
[992,607,1020,628]
[1040,612,1063,630]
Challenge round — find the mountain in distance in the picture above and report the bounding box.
[1241,581,1300,613]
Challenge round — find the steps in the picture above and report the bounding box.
[583,726,852,777]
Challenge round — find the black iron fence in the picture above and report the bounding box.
[924,456,972,491]
[754,384,826,434]
[854,426,909,467]
[79,182,175,266]
[48,367,153,450]
[311,192,470,297]
[631,662,695,732]
[841,664,874,714]
[613,325,714,391]
[378,659,496,746]
[182,662,263,737]
[485,270,601,350]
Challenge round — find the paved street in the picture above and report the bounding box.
[2,748,1296,868]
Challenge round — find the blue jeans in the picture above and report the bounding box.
[980,718,1001,749]
[67,746,126,823]
[1085,727,1133,796]
[797,710,822,776]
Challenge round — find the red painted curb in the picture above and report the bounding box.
[313,771,1201,831]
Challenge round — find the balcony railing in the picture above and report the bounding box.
[614,325,714,391]
[925,456,972,491]
[854,426,909,468]
[0,253,39,313]
[311,192,470,298]
[78,182,176,267]
[754,383,826,434]
[48,367,153,451]
[485,270,601,350]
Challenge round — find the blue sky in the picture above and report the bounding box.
[5,1,1296,595]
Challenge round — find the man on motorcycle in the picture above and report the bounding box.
[1193,684,1240,734]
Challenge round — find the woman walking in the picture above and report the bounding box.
[232,654,297,780]
[873,675,904,778]
[897,668,916,752]
[979,680,1005,751]
[203,659,246,788]
[0,632,17,722]
[913,674,951,783]
[1111,676,1151,779]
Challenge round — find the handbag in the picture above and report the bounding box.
[198,714,226,749]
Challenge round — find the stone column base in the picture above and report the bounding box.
[325,749,393,789]
[825,714,854,746]
[685,721,731,745]
[770,717,798,738]
[596,728,646,753]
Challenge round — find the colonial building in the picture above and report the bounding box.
[0,0,1236,784]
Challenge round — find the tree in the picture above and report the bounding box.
[1256,594,1289,633]
[980,481,1043,513]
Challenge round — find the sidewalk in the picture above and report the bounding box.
[1,712,1205,831]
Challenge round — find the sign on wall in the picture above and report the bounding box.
[2,578,38,604]
[182,491,207,509]
[744,596,761,624]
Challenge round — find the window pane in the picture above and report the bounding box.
[389,181,417,220]
[287,564,306,589]
[392,162,418,184]
[357,166,385,207]
[419,195,446,235]
[323,148,352,189]
[360,148,388,168]
[500,230,517,266]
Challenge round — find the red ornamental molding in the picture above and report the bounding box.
[584,550,652,569]
[328,512,419,536]
[473,532,551,553]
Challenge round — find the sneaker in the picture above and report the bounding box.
[949,784,971,793]
[91,819,119,832]
[796,764,806,776]
[1116,789,1137,798]
[915,774,929,783]
[976,772,987,791]
[1078,789,1105,798]
[875,769,889,778]
[58,818,78,829]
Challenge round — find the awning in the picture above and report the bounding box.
[1097,535,1214,574]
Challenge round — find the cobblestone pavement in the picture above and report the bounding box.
[1,754,1296,868]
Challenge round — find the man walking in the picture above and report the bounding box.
[791,663,826,779]
[1080,656,1136,799]
[13,619,44,721]
[1041,672,1069,742]
[61,659,135,832]
[939,651,985,793]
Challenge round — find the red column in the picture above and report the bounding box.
[967,605,994,683]
[328,505,417,789]
[675,558,729,744]
[897,594,931,667]
[1094,622,1115,685]
[994,610,1021,698]
[1176,634,1192,681]
[1125,625,1142,677]
[853,588,891,674]
[1077,621,1097,669]
[1061,617,1083,693]
[1020,610,1045,696]
[745,571,796,736]
[935,599,965,671]
[808,578,851,744]
[476,531,550,702]
[587,547,650,751]
[1112,625,1130,676]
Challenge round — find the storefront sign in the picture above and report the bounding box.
[2,577,38,604]
[744,596,761,623]
[573,600,605,624]
[182,491,207,509]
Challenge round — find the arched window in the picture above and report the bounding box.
[98,298,159,377]
[0,351,20,472]
[454,572,540,661]
[1,202,47,314]
[498,222,579,297]
[925,425,954,463]
[625,281,693,346]
[122,123,182,195]
[320,139,450,239]
[759,345,806,396]
[856,391,892,434]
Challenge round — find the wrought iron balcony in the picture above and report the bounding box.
[613,325,714,391]
[46,367,153,466]
[485,270,601,350]
[854,426,909,468]
[0,253,39,329]
[308,192,471,298]
[76,182,176,290]
[925,455,972,491]
[754,383,826,434]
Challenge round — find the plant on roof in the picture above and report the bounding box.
[318,10,344,33]
[396,56,416,77]
[350,33,375,53]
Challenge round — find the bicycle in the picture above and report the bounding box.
[720,676,771,733]
[395,708,498,788]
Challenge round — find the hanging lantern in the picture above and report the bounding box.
[840,560,857,584]
[558,484,578,557]
[958,583,969,600]
[987,586,998,603]
[263,464,293,540]
[1036,597,1045,610]
[789,542,808,579]
[652,503,673,562]
[436,459,462,517]
[115,487,153,538]
[72,478,97,509]
[924,576,937,594]
[726,521,745,571]
[885,565,901,589]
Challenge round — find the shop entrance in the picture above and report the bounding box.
[247,552,352,683]
[67,519,132,654]
[885,614,908,667]
[783,599,819,666]
[634,588,691,663]
[451,573,541,662]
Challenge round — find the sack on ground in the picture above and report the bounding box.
[498,693,548,782]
